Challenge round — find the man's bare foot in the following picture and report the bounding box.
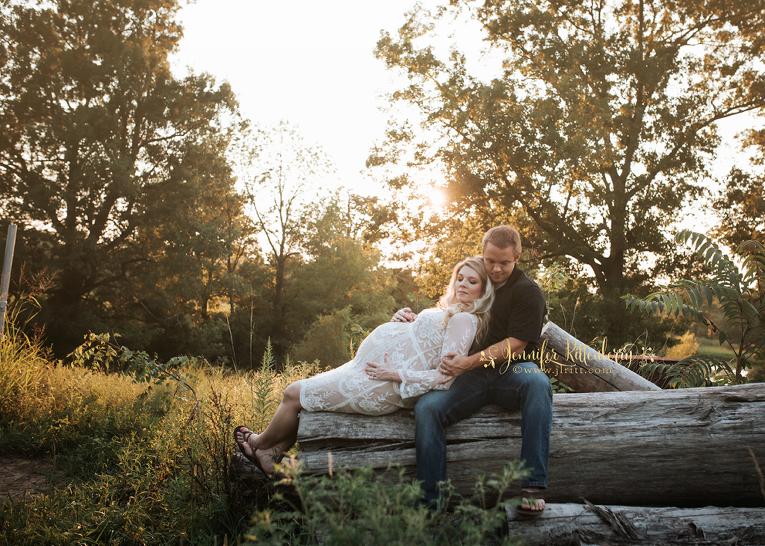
[518,487,546,515]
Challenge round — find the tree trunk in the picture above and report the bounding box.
[505,502,765,546]
[296,384,765,506]
[271,253,287,358]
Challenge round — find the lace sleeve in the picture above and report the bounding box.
[398,313,478,399]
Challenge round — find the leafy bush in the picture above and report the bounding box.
[665,331,700,359]
[244,459,525,546]
[290,308,353,368]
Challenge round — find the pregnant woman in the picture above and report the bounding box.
[235,256,494,478]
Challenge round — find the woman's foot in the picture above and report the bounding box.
[254,446,282,476]
[234,426,257,457]
[234,426,275,478]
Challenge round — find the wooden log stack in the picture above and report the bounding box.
[296,384,765,506]
[228,322,765,509]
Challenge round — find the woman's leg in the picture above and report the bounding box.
[236,382,304,475]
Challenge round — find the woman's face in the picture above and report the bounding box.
[455,265,483,304]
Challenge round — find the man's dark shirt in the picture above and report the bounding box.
[481,266,546,360]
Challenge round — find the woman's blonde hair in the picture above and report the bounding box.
[438,256,494,350]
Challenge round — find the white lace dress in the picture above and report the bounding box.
[299,309,477,415]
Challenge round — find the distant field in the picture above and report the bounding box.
[694,336,765,380]
[696,336,764,362]
[695,336,737,360]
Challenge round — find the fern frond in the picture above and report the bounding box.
[677,230,740,289]
[638,359,672,380]
[623,291,706,322]
[640,355,733,388]
[629,231,764,385]
[669,357,714,388]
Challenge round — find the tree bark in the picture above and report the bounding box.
[296,384,765,506]
[505,502,765,546]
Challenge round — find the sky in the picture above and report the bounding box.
[171,0,762,233]
[172,0,426,195]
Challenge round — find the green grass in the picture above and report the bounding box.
[695,336,738,361]
[0,327,525,545]
[695,336,765,380]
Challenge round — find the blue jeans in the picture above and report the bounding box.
[414,362,553,504]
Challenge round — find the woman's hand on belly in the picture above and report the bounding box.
[365,354,400,382]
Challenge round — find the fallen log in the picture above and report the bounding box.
[505,502,765,546]
[296,383,765,506]
[537,322,661,392]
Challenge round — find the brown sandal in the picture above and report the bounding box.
[234,425,273,479]
[516,489,546,516]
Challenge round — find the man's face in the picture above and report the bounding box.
[483,242,518,285]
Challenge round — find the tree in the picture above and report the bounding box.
[373,0,765,343]
[224,189,401,369]
[238,121,334,357]
[284,192,399,366]
[290,307,354,368]
[111,140,251,360]
[0,0,243,353]
[291,193,399,322]
[713,129,765,249]
[713,169,765,249]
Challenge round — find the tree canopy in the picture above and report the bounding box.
[373,0,765,306]
[713,128,765,249]
[9,0,760,362]
[0,2,409,366]
[0,0,246,352]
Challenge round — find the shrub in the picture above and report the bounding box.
[244,459,525,546]
[625,231,765,386]
[665,331,700,359]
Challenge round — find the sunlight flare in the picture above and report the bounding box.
[427,187,448,209]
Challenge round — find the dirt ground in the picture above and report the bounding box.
[0,458,63,502]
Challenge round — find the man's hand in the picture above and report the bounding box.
[391,307,417,323]
[366,354,401,382]
[438,352,477,380]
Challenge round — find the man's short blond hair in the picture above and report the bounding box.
[482,226,521,258]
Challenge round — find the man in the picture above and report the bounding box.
[393,226,551,514]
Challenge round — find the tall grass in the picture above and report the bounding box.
[0,298,49,423]
[0,325,47,422]
[0,321,325,545]
[1,326,523,545]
